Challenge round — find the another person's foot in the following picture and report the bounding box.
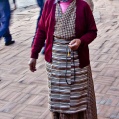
[13,4,17,10]
[14,5,17,10]
[11,5,17,11]
[5,41,15,46]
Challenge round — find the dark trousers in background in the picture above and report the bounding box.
[13,0,16,4]
[3,29,12,43]
[32,0,45,54]
[0,0,12,43]
[37,0,44,21]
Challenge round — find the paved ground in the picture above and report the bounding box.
[9,0,36,8]
[0,1,119,119]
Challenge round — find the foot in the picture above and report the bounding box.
[5,41,15,46]
[14,5,17,10]
[13,5,17,10]
[11,5,17,12]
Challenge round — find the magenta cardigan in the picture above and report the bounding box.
[31,0,97,68]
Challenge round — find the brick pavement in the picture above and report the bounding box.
[0,1,119,119]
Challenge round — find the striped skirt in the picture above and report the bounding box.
[46,38,97,119]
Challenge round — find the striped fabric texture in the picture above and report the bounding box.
[46,1,97,119]
[46,39,90,113]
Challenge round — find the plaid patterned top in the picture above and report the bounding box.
[54,0,76,39]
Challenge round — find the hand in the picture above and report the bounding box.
[68,39,81,50]
[28,58,37,72]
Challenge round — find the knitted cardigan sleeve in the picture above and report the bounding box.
[79,2,97,47]
[31,1,49,59]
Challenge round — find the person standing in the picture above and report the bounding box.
[29,0,98,118]
[0,0,15,46]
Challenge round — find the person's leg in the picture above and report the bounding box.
[3,28,15,46]
[37,0,44,8]
[51,112,59,119]
[3,28,11,43]
[51,112,84,119]
[13,0,15,3]
[0,0,10,37]
[0,0,15,45]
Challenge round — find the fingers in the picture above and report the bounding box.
[69,43,77,50]
[28,58,37,72]
[69,39,76,45]
[29,62,36,72]
[68,39,81,50]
